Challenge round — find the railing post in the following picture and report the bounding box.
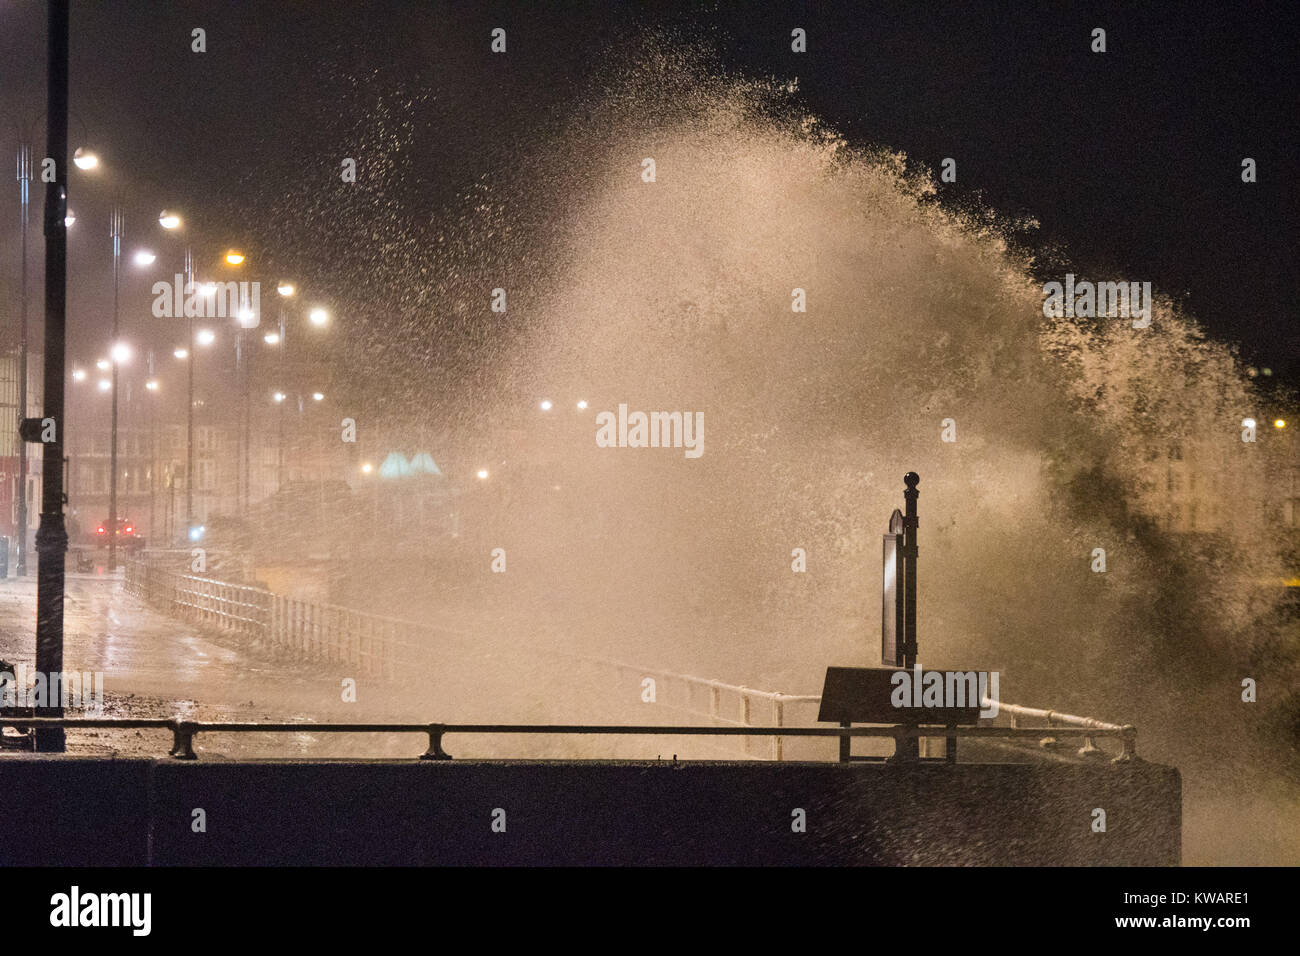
[1077,734,1104,759]
[419,723,453,760]
[1113,725,1139,763]
[772,698,784,761]
[169,720,198,760]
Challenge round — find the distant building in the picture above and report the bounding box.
[1138,425,1299,538]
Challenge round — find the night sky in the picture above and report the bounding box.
[1,0,1297,400]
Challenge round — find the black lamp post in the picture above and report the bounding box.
[32,0,70,752]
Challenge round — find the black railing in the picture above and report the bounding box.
[0,716,1139,763]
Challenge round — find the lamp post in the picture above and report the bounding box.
[221,250,249,516]
[145,360,158,544]
[155,211,196,543]
[33,0,70,752]
[13,114,94,579]
[108,204,122,571]
[272,282,296,491]
[273,390,286,489]
[14,141,31,576]
[186,248,195,540]
[183,323,218,542]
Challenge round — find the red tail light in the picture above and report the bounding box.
[97,526,106,534]
[125,526,133,534]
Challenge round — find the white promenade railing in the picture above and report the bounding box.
[122,557,831,760]
[125,558,1131,763]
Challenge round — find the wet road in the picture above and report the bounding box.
[0,572,454,757]
[0,571,665,761]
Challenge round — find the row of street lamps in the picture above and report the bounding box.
[67,242,334,557]
[15,128,335,568]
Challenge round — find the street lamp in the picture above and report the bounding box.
[107,204,124,571]
[158,210,181,230]
[13,108,100,581]
[309,308,328,327]
[224,249,245,266]
[132,249,155,267]
[275,288,296,491]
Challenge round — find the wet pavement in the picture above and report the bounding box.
[0,571,451,758]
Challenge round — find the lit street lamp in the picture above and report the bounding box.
[12,111,99,578]
[144,351,159,543]
[108,204,123,571]
[265,286,334,493]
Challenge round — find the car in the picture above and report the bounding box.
[93,518,145,551]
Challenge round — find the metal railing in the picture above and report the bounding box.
[119,557,1138,764]
[124,557,828,759]
[592,656,824,760]
[990,700,1130,759]
[125,558,433,678]
[0,715,1139,763]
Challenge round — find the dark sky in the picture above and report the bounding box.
[2,0,1297,413]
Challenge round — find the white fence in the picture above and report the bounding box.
[123,557,827,759]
